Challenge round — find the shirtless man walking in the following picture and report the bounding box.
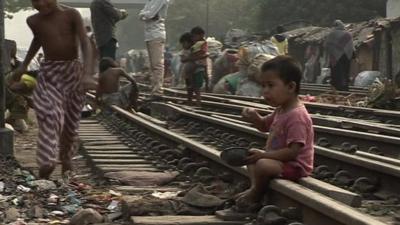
[13,0,95,179]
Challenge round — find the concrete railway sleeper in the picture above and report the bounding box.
[82,100,390,224]
[147,103,400,219]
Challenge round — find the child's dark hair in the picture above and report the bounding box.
[261,56,303,94]
[179,32,193,44]
[99,57,117,73]
[191,26,205,35]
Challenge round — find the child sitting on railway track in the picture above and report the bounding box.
[237,56,314,211]
[96,57,139,112]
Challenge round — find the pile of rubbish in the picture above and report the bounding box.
[212,41,278,97]
[0,156,125,225]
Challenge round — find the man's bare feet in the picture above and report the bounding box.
[61,159,73,175]
[39,164,55,180]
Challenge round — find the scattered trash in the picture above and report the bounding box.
[151,191,180,199]
[66,191,81,205]
[47,219,70,224]
[107,200,119,211]
[0,181,4,192]
[12,198,20,206]
[107,212,122,221]
[29,180,57,191]
[109,190,122,197]
[7,220,27,225]
[69,208,103,225]
[16,185,31,193]
[13,169,22,176]
[33,205,44,218]
[50,210,65,216]
[5,207,20,222]
[72,155,84,160]
[182,185,225,208]
[24,175,35,182]
[0,194,9,202]
[48,193,59,203]
[62,204,80,214]
[70,182,92,191]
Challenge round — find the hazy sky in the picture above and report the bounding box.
[5,9,91,49]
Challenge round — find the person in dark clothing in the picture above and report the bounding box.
[324,20,354,91]
[90,0,128,59]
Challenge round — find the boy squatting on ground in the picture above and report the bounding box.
[237,56,314,210]
[95,57,139,112]
[6,71,38,132]
[12,0,96,179]
[181,27,209,105]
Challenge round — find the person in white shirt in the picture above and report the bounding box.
[139,0,169,96]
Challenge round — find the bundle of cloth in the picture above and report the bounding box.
[213,41,277,97]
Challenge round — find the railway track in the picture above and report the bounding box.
[202,92,400,125]
[79,100,388,225]
[300,83,368,96]
[135,83,399,125]
[149,103,400,202]
[139,90,400,160]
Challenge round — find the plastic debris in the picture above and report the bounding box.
[65,192,81,205]
[13,169,22,176]
[62,204,80,214]
[17,185,31,193]
[109,190,122,197]
[29,180,57,191]
[107,200,119,211]
[12,198,20,206]
[151,191,180,199]
[48,194,59,203]
[25,175,35,182]
[50,210,65,216]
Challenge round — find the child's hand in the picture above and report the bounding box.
[242,107,259,122]
[245,148,266,164]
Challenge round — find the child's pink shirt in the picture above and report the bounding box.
[259,104,314,176]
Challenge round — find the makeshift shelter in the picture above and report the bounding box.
[285,18,400,83]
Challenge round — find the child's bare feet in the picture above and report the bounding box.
[39,164,55,180]
[235,189,262,212]
[233,189,251,200]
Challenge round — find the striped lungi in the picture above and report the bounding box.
[33,60,85,168]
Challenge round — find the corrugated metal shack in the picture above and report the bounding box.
[285,17,400,81]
